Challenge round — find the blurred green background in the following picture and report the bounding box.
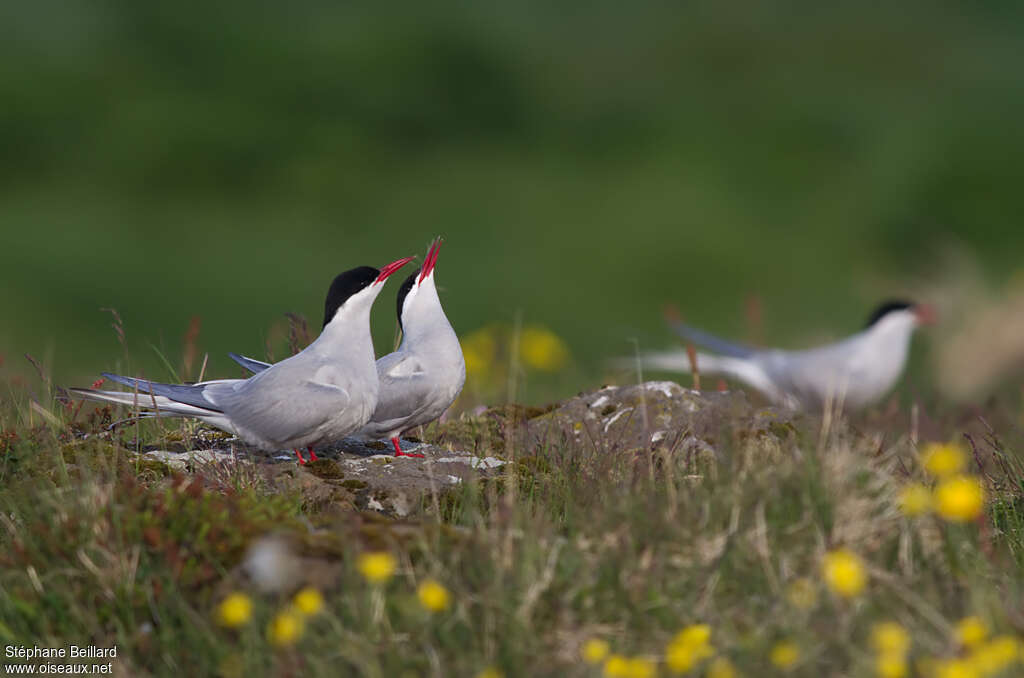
[2,1,1023,404]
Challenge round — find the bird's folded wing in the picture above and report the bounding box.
[378,353,426,380]
[370,353,432,423]
[207,380,351,445]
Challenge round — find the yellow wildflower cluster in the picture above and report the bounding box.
[214,586,328,648]
[267,609,304,647]
[417,578,452,612]
[584,626,735,678]
[602,653,656,678]
[964,634,1020,675]
[870,622,910,678]
[934,476,986,523]
[582,639,611,665]
[922,442,967,478]
[769,641,800,670]
[519,325,570,371]
[956,617,989,649]
[292,586,325,616]
[822,548,867,598]
[461,323,571,384]
[357,551,398,584]
[898,442,987,524]
[269,585,328,646]
[462,327,498,378]
[216,592,253,628]
[665,624,715,673]
[916,616,1021,677]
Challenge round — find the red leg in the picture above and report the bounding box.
[308,446,319,462]
[392,437,425,458]
[293,448,307,465]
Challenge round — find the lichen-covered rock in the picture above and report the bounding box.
[524,381,795,458]
[135,381,791,518]
[139,437,506,518]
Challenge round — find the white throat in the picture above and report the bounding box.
[399,274,448,346]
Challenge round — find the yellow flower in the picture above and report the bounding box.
[933,475,986,523]
[357,551,397,584]
[625,657,657,678]
[955,616,989,649]
[519,325,570,371]
[876,652,908,678]
[581,639,611,665]
[822,549,867,598]
[417,579,451,612]
[934,658,979,678]
[475,668,504,678]
[969,635,1020,674]
[292,587,324,616]
[672,624,712,649]
[871,622,911,656]
[216,592,253,628]
[786,578,818,610]
[921,442,967,478]
[462,328,497,378]
[899,483,932,517]
[665,643,698,673]
[770,641,800,670]
[707,656,737,678]
[604,654,631,678]
[666,624,715,673]
[267,609,304,647]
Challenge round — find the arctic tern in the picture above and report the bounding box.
[69,257,414,463]
[633,300,934,411]
[230,238,465,458]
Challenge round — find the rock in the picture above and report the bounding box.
[138,436,507,518]
[142,448,237,470]
[523,381,795,457]
[135,381,791,518]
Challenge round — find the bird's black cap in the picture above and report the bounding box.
[323,266,380,328]
[864,300,915,328]
[395,271,417,330]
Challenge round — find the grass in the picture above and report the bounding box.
[1,358,1022,677]
[3,7,1024,670]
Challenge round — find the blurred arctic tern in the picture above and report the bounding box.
[633,301,934,411]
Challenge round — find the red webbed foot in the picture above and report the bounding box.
[391,437,425,458]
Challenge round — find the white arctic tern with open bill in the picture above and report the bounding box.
[69,257,414,463]
[230,238,466,458]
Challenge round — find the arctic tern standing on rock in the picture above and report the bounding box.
[69,257,414,463]
[632,301,935,411]
[230,238,465,458]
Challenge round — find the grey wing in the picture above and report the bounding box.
[228,352,272,375]
[666,320,755,358]
[371,353,433,425]
[205,372,351,445]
